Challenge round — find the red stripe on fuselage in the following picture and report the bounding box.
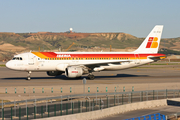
[38,52,165,58]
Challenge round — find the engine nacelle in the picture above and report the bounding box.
[47,71,63,76]
[65,66,83,78]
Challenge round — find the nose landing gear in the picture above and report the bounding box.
[27,71,31,80]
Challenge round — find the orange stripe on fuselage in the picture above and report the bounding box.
[32,52,48,59]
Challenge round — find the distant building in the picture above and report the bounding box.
[69,28,73,33]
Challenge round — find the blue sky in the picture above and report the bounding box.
[0,0,179,38]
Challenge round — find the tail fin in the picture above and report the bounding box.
[134,25,163,53]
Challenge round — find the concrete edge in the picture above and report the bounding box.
[34,99,169,120]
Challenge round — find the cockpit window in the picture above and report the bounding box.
[12,57,23,60]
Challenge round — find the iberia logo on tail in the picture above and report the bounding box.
[146,37,158,48]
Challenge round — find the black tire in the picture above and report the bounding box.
[88,75,95,80]
[26,77,31,80]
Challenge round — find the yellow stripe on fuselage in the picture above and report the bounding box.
[32,52,47,59]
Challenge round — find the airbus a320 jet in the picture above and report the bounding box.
[6,25,166,80]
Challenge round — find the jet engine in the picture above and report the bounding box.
[47,71,63,76]
[65,66,83,78]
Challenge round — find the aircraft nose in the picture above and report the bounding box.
[6,61,14,69]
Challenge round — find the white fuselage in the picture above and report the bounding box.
[6,52,156,72]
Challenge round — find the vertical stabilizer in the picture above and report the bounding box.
[134,25,163,53]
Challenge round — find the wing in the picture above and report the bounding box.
[68,60,132,72]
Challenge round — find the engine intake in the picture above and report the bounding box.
[65,66,83,78]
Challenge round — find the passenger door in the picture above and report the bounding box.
[28,54,34,65]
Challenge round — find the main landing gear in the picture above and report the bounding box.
[87,73,95,80]
[27,71,31,80]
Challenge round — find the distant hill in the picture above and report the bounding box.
[0,32,180,61]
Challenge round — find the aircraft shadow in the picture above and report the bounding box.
[1,74,148,81]
[95,74,148,79]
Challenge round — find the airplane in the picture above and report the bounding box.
[6,25,166,80]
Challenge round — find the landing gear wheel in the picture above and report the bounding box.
[26,71,31,80]
[87,74,95,80]
[27,77,31,80]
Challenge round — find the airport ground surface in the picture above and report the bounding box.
[0,63,180,102]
